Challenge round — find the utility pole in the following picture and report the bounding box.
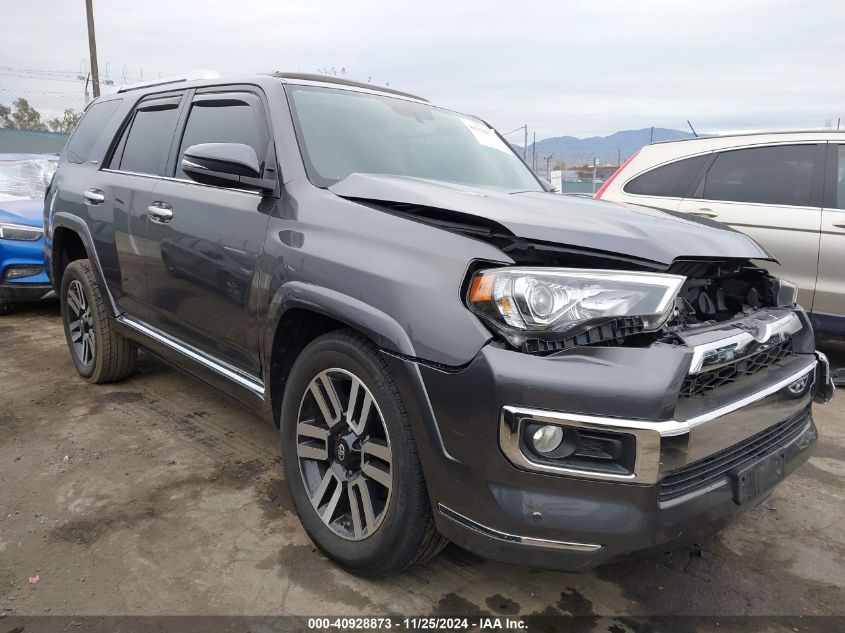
[617,148,621,167]
[532,131,537,172]
[523,125,528,161]
[592,157,598,194]
[85,0,101,98]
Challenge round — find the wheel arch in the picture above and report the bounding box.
[265,282,418,427]
[49,213,120,317]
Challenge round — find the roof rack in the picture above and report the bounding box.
[652,129,845,145]
[116,70,221,93]
[270,72,428,102]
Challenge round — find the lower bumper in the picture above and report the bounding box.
[0,283,55,304]
[435,415,817,571]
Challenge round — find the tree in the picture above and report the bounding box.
[47,109,83,134]
[0,98,47,131]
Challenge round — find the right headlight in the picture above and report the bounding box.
[467,267,685,346]
[0,221,43,242]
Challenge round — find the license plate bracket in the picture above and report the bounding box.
[730,450,786,505]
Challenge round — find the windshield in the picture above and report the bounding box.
[287,85,542,192]
[0,158,58,202]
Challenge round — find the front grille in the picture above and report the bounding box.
[680,338,793,398]
[658,405,811,503]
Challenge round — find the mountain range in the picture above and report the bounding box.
[514,127,693,165]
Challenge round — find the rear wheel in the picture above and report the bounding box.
[60,259,137,383]
[0,303,13,316]
[280,330,446,576]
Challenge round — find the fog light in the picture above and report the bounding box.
[4,265,42,280]
[531,424,564,454]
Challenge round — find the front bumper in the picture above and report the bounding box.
[0,234,52,305]
[0,282,54,304]
[386,307,833,571]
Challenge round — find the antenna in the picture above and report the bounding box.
[687,120,699,137]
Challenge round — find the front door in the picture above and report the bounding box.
[143,89,274,376]
[677,143,824,310]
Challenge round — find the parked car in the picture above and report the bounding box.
[594,131,845,340]
[45,73,833,576]
[0,153,58,314]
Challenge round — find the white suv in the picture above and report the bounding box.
[596,131,845,339]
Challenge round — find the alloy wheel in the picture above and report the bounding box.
[296,368,393,541]
[66,279,95,367]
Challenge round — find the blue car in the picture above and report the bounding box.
[0,154,58,315]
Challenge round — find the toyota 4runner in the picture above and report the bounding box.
[45,72,834,576]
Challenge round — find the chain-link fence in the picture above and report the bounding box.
[525,153,626,196]
[0,88,87,154]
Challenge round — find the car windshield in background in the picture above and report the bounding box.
[0,158,58,201]
[287,85,543,192]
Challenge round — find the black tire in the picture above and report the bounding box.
[60,259,137,383]
[280,329,447,576]
[0,303,13,316]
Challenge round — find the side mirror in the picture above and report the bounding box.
[182,143,275,193]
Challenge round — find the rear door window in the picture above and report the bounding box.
[174,93,269,180]
[702,145,817,206]
[623,155,708,197]
[111,95,182,176]
[64,99,122,164]
[836,145,845,209]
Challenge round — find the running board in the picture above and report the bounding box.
[118,315,265,396]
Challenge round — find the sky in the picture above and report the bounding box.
[2,0,844,140]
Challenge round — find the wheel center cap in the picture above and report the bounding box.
[335,442,347,462]
[334,434,360,468]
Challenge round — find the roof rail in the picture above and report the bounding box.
[116,70,221,93]
[269,72,428,102]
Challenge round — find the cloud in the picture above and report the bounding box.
[2,0,843,137]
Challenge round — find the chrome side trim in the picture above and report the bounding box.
[101,168,262,197]
[119,315,265,396]
[438,504,602,553]
[500,358,817,484]
[687,311,802,374]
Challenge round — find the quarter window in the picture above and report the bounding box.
[113,97,182,176]
[64,99,122,164]
[175,94,268,180]
[703,145,816,207]
[623,155,707,198]
[836,145,845,209]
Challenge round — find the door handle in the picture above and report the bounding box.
[690,208,718,218]
[83,189,105,205]
[147,203,174,223]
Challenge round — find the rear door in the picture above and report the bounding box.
[143,88,274,376]
[94,92,184,318]
[677,143,824,309]
[815,143,845,319]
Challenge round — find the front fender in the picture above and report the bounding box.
[262,280,417,362]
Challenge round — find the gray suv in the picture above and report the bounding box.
[45,72,834,576]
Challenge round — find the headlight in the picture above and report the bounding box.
[0,222,43,241]
[467,267,685,347]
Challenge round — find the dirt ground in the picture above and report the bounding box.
[1,302,844,627]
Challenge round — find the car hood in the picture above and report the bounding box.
[329,174,773,266]
[0,197,45,227]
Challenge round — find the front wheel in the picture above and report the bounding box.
[60,259,137,383]
[280,330,446,576]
